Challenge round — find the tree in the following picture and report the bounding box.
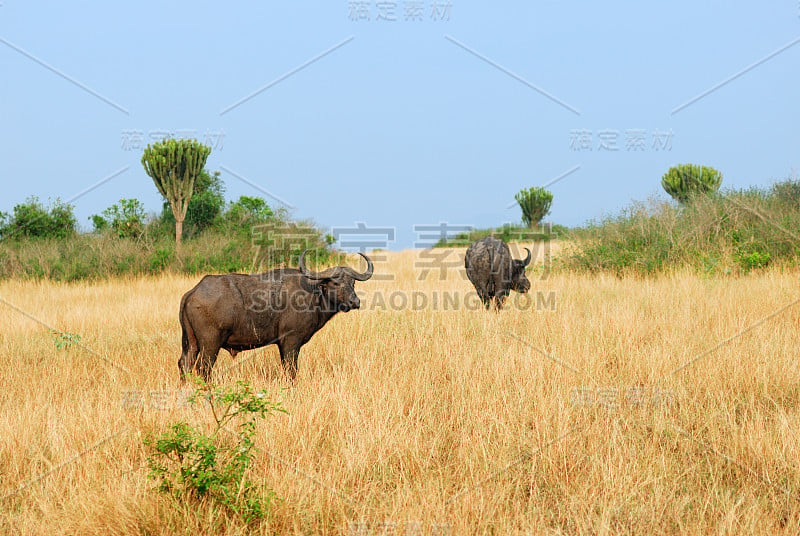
[661,164,722,204]
[141,139,212,249]
[225,195,274,226]
[186,169,225,232]
[515,186,553,228]
[160,169,225,237]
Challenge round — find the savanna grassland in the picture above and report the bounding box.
[2,245,800,535]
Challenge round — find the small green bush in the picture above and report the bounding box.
[736,249,771,272]
[143,377,286,524]
[89,214,108,233]
[49,329,82,350]
[91,198,147,239]
[148,247,172,274]
[225,196,275,227]
[771,178,800,208]
[0,197,77,240]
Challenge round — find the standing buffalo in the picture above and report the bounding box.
[464,237,531,310]
[178,250,373,382]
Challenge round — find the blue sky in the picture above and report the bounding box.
[1,1,798,250]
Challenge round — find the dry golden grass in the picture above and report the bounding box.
[1,244,800,535]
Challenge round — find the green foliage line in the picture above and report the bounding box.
[434,223,565,248]
[564,179,800,277]
[0,169,337,281]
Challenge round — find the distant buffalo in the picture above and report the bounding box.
[465,237,531,310]
[178,251,373,382]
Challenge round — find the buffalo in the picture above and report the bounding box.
[464,236,531,310]
[178,250,373,382]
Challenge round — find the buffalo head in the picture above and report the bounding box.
[510,247,532,293]
[298,250,374,312]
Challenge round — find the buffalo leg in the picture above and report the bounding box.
[476,287,493,310]
[278,343,301,381]
[184,334,221,382]
[178,354,194,383]
[179,313,199,382]
[196,348,220,382]
[493,290,509,311]
[179,342,199,382]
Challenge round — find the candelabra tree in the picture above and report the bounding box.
[141,138,211,249]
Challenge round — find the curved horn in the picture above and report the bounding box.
[300,250,374,280]
[348,252,374,281]
[298,250,328,280]
[522,247,532,266]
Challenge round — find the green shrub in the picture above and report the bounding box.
[143,378,285,524]
[225,196,275,227]
[89,214,108,233]
[563,200,675,277]
[148,247,172,274]
[91,198,147,239]
[49,329,82,350]
[771,178,800,208]
[0,197,77,240]
[736,249,771,272]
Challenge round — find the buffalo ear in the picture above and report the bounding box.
[299,276,323,294]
